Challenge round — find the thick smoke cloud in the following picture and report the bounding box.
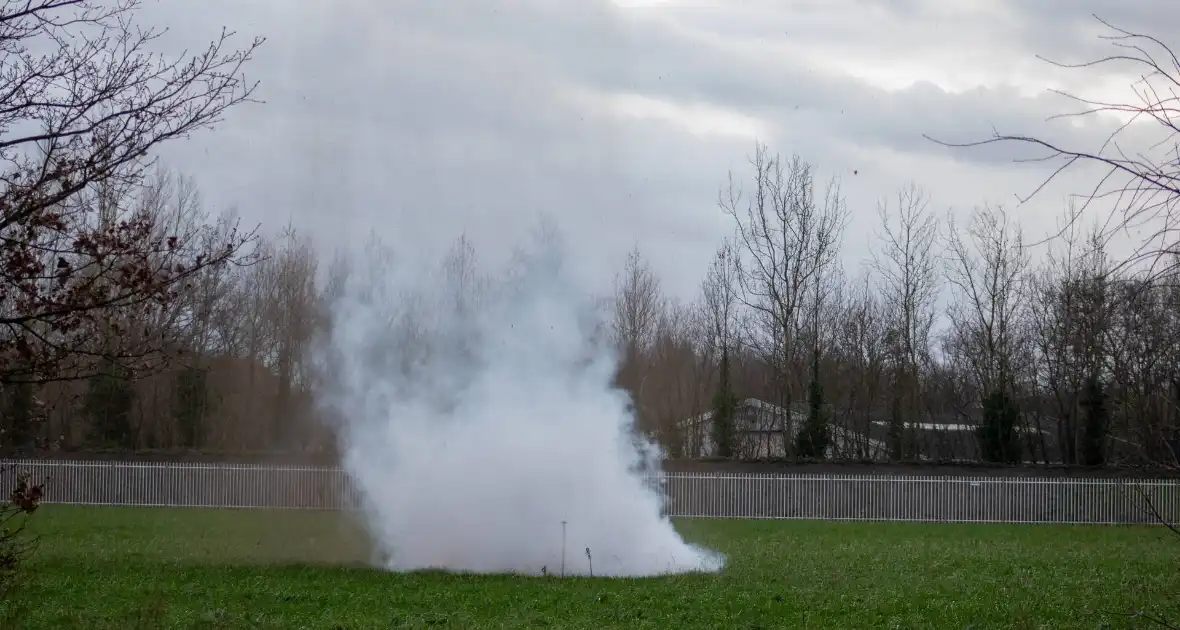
[315,227,724,577]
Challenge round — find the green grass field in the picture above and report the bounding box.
[3,506,1178,628]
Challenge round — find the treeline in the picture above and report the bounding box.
[0,170,326,453]
[2,147,1176,468]
[614,148,1179,466]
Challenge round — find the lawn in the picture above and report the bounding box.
[3,506,1178,628]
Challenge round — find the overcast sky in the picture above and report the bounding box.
[144,0,1175,300]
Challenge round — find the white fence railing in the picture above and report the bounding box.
[3,459,1179,525]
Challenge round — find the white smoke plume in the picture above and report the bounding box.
[315,226,725,577]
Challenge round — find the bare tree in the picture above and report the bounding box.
[0,1,263,226]
[144,171,238,351]
[0,0,264,386]
[943,204,1031,462]
[1028,205,1114,464]
[645,301,709,457]
[699,240,741,458]
[929,16,1178,280]
[1104,272,1180,465]
[613,246,662,353]
[260,227,318,447]
[872,183,941,372]
[719,143,847,456]
[443,234,483,318]
[829,272,888,460]
[611,246,664,435]
[871,182,941,459]
[701,240,740,357]
[110,169,241,448]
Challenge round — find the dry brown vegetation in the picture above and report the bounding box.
[3,139,1179,469]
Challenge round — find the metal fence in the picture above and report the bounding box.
[4,459,1179,525]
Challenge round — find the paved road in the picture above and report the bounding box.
[6,460,1177,525]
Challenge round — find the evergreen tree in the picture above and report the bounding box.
[1079,375,1109,467]
[2,382,36,451]
[978,389,1021,463]
[887,387,905,461]
[173,365,211,449]
[796,375,831,459]
[710,347,739,458]
[85,358,135,448]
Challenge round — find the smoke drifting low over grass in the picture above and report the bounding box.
[315,228,724,577]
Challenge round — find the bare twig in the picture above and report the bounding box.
[0,1,265,384]
[926,14,1180,283]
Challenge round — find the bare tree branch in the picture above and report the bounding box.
[926,15,1179,282]
[0,1,264,383]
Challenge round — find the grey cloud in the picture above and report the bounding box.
[136,0,1169,300]
[1004,1,1180,61]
